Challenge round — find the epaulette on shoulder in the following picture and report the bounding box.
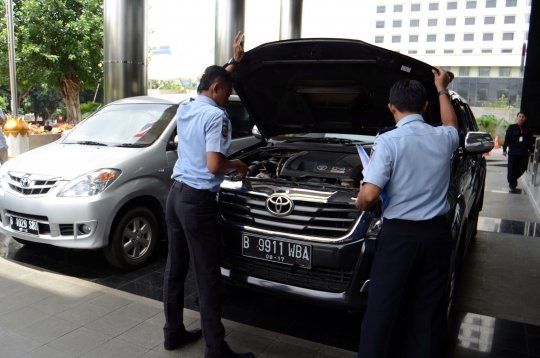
[377,126,397,135]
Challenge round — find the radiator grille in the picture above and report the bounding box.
[220,189,359,238]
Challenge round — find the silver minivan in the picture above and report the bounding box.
[0,94,257,269]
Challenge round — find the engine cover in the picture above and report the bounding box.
[281,151,362,180]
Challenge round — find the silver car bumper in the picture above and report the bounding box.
[0,183,115,249]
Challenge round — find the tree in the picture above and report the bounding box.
[1,0,103,124]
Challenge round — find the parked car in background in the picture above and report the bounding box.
[0,94,257,269]
[218,39,494,321]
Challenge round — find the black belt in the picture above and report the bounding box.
[172,181,217,197]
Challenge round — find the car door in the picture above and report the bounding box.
[456,103,476,213]
[165,127,178,186]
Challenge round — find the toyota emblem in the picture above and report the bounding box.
[20,175,31,188]
[266,194,294,216]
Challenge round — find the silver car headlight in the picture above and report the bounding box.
[57,169,121,197]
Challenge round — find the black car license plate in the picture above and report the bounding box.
[10,216,40,236]
[241,233,311,268]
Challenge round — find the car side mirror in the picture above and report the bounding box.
[464,131,494,154]
[167,135,178,151]
[252,126,262,140]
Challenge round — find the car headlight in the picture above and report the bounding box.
[57,169,121,197]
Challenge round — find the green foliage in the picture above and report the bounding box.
[476,115,510,143]
[0,96,6,111]
[25,86,63,120]
[80,101,101,119]
[481,94,516,109]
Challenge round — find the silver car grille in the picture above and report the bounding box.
[219,189,360,238]
[8,172,60,196]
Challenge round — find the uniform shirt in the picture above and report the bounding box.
[172,96,232,192]
[363,114,459,221]
[503,123,534,156]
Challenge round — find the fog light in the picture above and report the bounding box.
[78,224,91,235]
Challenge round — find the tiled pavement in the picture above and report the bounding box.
[1,149,540,357]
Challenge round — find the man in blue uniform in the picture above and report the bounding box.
[356,68,459,358]
[503,112,534,192]
[163,32,253,358]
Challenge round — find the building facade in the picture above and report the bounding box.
[362,0,532,106]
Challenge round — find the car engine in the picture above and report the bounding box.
[244,150,364,188]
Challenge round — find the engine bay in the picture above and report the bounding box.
[240,149,365,189]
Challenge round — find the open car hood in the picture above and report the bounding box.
[233,38,442,139]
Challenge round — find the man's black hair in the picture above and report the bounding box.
[517,111,527,117]
[197,65,234,94]
[389,79,428,113]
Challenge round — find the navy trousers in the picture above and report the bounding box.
[163,182,231,358]
[358,215,452,358]
[507,154,529,189]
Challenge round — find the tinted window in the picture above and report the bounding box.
[483,33,494,41]
[465,17,475,25]
[486,0,497,7]
[376,21,385,28]
[506,0,517,6]
[427,34,437,42]
[377,6,386,12]
[393,20,402,27]
[447,2,458,9]
[459,67,470,76]
[226,101,253,139]
[394,4,403,12]
[504,15,516,23]
[445,34,455,41]
[411,3,421,11]
[428,19,438,26]
[502,32,514,40]
[409,35,419,42]
[479,67,490,76]
[484,16,495,24]
[499,67,511,76]
[410,19,420,27]
[447,18,457,25]
[464,33,474,41]
[429,3,439,10]
[466,1,477,8]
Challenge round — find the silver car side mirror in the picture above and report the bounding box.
[464,131,494,154]
[252,126,262,140]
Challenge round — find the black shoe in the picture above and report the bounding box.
[230,352,255,358]
[509,187,516,193]
[164,328,203,350]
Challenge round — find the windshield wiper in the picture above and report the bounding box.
[77,141,108,146]
[114,143,148,148]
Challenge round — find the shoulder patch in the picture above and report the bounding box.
[221,119,229,137]
[377,126,397,135]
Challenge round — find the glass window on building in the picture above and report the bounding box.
[477,88,488,101]
[408,50,418,54]
[394,4,403,12]
[464,33,475,41]
[479,67,490,76]
[497,89,509,99]
[458,86,469,100]
[447,1,458,9]
[427,34,437,42]
[484,16,495,24]
[445,34,456,41]
[501,49,513,53]
[466,1,477,8]
[376,21,385,28]
[459,67,470,76]
[483,33,494,41]
[446,18,457,25]
[499,67,511,76]
[502,32,514,40]
[463,49,473,53]
[411,3,421,11]
[506,0,517,6]
[429,3,439,10]
[486,0,497,7]
[444,49,454,53]
[375,36,384,43]
[505,16,516,23]
[377,6,386,13]
[393,20,402,27]
[392,35,401,43]
[465,17,476,25]
[426,49,436,54]
[482,49,493,53]
[428,19,438,26]
[409,35,419,42]
[410,19,420,27]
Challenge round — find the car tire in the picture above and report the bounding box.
[103,206,159,270]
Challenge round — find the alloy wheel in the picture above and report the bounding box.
[122,217,152,259]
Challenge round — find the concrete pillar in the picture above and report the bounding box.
[280,0,303,40]
[6,0,18,116]
[215,0,245,66]
[104,0,148,104]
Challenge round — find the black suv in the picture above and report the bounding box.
[218,39,493,315]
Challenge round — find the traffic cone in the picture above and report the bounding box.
[494,136,499,150]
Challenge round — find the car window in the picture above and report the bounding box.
[62,103,178,146]
[462,105,479,131]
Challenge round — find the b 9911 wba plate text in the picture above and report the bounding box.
[241,234,312,268]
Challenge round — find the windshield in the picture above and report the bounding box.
[61,103,178,146]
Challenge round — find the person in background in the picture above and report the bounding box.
[0,109,9,165]
[44,120,53,131]
[503,112,534,193]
